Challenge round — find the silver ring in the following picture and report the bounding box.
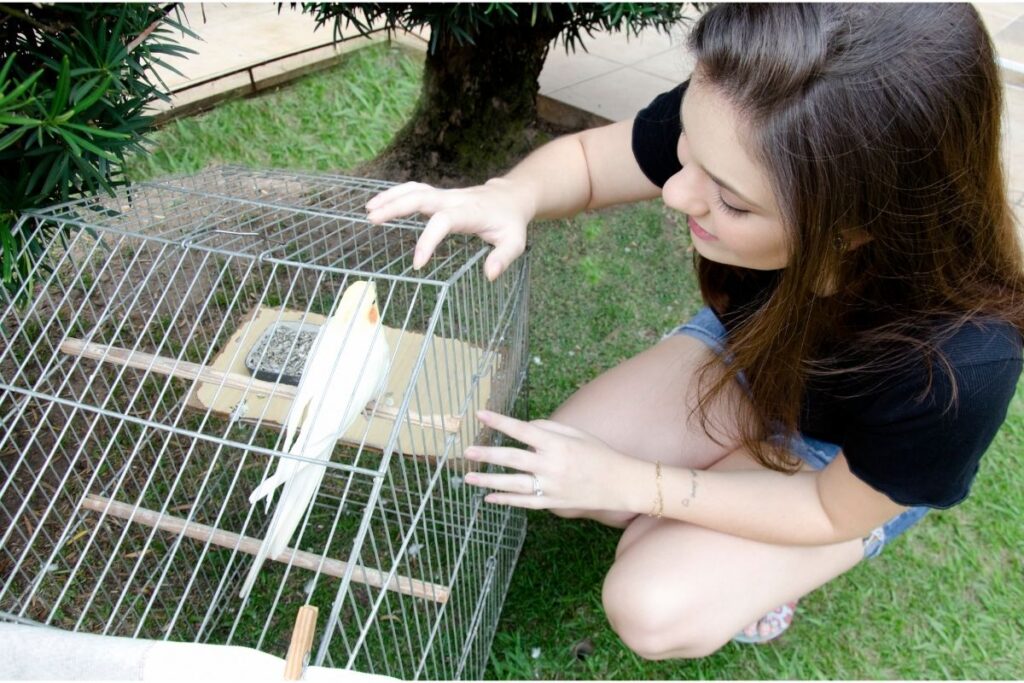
[531,475,544,497]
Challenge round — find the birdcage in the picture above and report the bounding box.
[0,166,531,680]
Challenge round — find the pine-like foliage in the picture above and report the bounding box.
[305,3,693,55]
[0,3,195,295]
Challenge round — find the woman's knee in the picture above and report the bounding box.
[601,563,733,660]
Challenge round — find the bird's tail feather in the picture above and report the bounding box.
[249,471,288,507]
[239,480,301,599]
[239,462,328,599]
[282,393,312,456]
[250,428,315,511]
[249,433,337,509]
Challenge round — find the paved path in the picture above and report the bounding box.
[156,3,1024,208]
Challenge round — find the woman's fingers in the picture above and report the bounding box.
[476,410,549,448]
[479,492,547,510]
[463,445,531,468]
[368,183,529,278]
[416,206,523,275]
[414,205,480,269]
[464,471,536,496]
[463,469,549,510]
[365,181,429,212]
[365,184,442,224]
[483,237,525,281]
[413,213,451,269]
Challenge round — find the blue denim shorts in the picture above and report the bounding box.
[666,307,929,559]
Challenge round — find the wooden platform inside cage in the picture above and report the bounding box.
[60,306,495,460]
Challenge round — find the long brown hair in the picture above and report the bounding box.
[689,4,1024,471]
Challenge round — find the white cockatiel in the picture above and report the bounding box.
[239,280,390,599]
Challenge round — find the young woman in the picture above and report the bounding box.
[365,4,1024,657]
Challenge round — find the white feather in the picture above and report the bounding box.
[239,281,390,599]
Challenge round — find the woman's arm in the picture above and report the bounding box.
[365,120,663,279]
[466,410,909,547]
[619,452,909,545]
[499,119,665,220]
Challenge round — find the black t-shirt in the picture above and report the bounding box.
[632,82,1023,508]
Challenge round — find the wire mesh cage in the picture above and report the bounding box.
[0,166,530,680]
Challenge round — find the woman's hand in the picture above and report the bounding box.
[365,178,535,281]
[463,409,643,512]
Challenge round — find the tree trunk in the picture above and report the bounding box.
[367,21,565,185]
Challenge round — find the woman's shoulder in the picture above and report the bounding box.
[831,314,1022,419]
[848,312,1023,370]
[934,316,1023,366]
[838,315,1021,508]
[851,315,1022,420]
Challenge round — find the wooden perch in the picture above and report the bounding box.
[80,494,450,604]
[59,337,462,433]
[284,605,318,680]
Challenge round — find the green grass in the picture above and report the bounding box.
[125,43,422,181]
[121,45,1024,678]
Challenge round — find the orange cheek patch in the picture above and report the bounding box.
[368,305,379,324]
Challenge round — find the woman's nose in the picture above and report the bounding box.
[662,165,709,217]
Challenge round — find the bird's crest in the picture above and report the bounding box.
[333,280,380,326]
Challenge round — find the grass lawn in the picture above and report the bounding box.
[129,42,1024,679]
[126,43,422,181]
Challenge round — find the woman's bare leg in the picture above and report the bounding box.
[600,448,862,659]
[543,333,862,658]
[548,333,747,527]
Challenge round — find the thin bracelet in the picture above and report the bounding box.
[650,460,664,518]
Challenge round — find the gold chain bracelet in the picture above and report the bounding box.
[650,460,664,518]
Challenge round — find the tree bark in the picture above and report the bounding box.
[368,21,565,185]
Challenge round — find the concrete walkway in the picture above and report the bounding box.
[155,3,1024,208]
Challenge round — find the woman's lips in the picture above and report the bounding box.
[688,216,719,241]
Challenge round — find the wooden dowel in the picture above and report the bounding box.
[62,337,288,396]
[59,337,462,432]
[80,494,450,604]
[284,605,318,680]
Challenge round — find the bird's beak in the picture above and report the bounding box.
[368,304,379,324]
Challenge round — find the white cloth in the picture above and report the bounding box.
[0,623,396,681]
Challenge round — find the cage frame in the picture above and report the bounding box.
[0,166,532,680]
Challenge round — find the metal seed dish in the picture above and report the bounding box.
[244,320,321,385]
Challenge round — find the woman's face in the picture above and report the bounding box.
[662,76,789,271]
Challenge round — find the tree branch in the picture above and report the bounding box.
[124,3,177,54]
[0,4,73,34]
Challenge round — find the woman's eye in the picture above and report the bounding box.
[716,193,748,217]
